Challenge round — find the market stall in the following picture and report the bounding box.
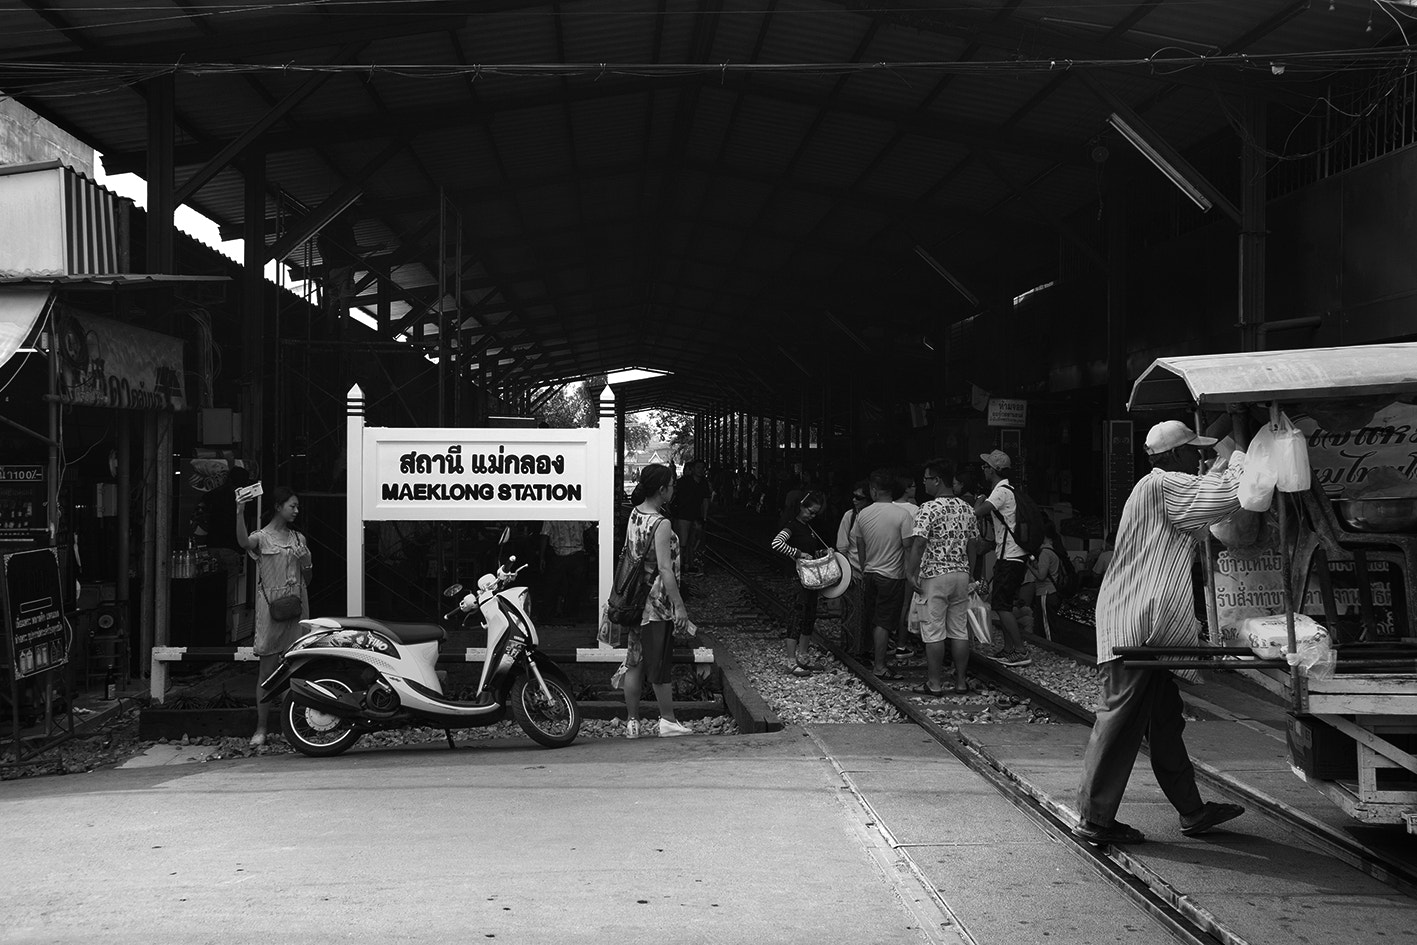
[1120,342,1417,830]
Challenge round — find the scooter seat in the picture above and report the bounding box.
[330,616,446,644]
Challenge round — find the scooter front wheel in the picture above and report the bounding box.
[282,674,362,757]
[510,674,580,748]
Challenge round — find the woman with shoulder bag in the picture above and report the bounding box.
[772,490,830,677]
[236,485,313,747]
[621,464,693,740]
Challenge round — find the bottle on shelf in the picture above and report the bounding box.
[103,663,115,700]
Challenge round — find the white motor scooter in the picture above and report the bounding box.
[260,555,581,757]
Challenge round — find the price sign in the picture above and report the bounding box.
[1105,421,1135,539]
[3,548,69,680]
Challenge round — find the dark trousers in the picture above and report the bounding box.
[788,585,819,639]
[541,551,588,620]
[1076,660,1203,826]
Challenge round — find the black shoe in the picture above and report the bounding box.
[1073,820,1146,845]
[1180,802,1244,836]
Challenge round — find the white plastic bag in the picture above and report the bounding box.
[1271,413,1312,493]
[966,584,992,644]
[1238,425,1278,511]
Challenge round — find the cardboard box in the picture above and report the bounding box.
[1288,714,1357,781]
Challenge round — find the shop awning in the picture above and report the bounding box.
[1128,343,1417,411]
[0,286,54,369]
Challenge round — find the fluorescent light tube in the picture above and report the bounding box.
[1107,112,1212,212]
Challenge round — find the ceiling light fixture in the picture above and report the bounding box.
[913,246,980,308]
[1106,112,1213,212]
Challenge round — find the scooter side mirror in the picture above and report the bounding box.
[498,525,511,547]
[442,583,464,598]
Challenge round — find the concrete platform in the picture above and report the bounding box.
[959,720,1416,945]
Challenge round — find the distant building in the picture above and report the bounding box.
[623,443,678,482]
[0,98,94,175]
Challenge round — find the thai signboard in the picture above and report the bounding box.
[3,547,68,680]
[1211,549,1399,645]
[1295,402,1417,497]
[346,386,617,616]
[986,398,1027,427]
[55,311,184,410]
[362,429,597,521]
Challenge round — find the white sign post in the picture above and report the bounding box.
[344,384,616,617]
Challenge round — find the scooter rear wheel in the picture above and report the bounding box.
[282,673,362,757]
[510,674,580,748]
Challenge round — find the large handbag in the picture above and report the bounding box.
[795,548,843,590]
[604,514,663,627]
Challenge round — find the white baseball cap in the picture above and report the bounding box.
[1145,420,1218,456]
[979,449,1011,472]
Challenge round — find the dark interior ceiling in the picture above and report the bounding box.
[1,1,1407,416]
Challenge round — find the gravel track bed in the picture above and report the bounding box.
[691,564,1107,731]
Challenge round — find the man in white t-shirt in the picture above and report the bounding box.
[973,450,1032,667]
[851,469,916,679]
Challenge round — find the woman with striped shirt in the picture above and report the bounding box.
[772,490,829,677]
[1074,421,1247,845]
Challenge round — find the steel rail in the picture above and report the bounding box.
[704,529,1417,931]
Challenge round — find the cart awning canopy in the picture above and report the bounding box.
[1128,344,1417,412]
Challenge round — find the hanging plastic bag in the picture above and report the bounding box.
[1271,412,1312,493]
[1238,423,1278,511]
[966,582,993,645]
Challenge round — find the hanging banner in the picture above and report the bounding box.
[3,547,69,680]
[1294,402,1417,497]
[54,311,185,410]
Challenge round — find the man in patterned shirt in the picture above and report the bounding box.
[1074,420,1247,845]
[905,459,981,696]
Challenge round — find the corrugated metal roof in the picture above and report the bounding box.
[0,0,1400,415]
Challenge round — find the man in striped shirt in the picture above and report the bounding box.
[1074,420,1247,845]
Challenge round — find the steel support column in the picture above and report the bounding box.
[144,75,175,273]
[1106,173,1128,419]
[1239,97,1267,353]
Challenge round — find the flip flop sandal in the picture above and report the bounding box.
[1180,802,1244,836]
[950,686,972,695]
[875,668,904,681]
[910,683,947,697]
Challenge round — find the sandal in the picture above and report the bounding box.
[1180,801,1244,836]
[949,685,972,695]
[248,733,267,748]
[791,664,813,677]
[874,668,904,681]
[910,683,947,697]
[1073,820,1146,845]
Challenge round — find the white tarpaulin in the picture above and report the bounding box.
[0,286,52,368]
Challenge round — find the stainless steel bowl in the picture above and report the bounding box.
[1332,497,1417,533]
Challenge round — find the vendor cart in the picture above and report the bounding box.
[1121,342,1417,830]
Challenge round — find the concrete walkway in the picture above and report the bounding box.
[3,724,1181,945]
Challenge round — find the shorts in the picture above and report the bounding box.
[920,572,970,643]
[990,558,1028,611]
[863,573,906,630]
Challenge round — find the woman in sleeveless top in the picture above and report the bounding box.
[236,484,313,747]
[621,463,693,739]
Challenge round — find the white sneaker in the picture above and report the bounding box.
[625,719,640,739]
[658,719,692,737]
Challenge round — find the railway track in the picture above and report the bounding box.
[701,518,1417,944]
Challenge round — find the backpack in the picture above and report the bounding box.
[1052,546,1080,599]
[996,483,1046,558]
